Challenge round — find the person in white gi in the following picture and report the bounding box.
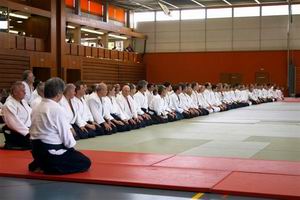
[116,84,143,129]
[29,77,91,174]
[22,70,35,104]
[87,83,117,135]
[2,81,31,150]
[73,81,104,136]
[30,82,44,109]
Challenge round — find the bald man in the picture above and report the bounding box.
[116,84,143,129]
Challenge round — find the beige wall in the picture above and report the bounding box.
[136,15,300,53]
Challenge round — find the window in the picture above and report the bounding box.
[133,12,155,28]
[0,21,8,29]
[181,9,205,20]
[156,10,180,21]
[207,8,232,19]
[262,5,288,16]
[234,6,260,17]
[292,4,300,15]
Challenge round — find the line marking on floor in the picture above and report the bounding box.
[191,192,204,200]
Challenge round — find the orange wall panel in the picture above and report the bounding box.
[108,5,125,23]
[90,1,103,16]
[144,51,292,88]
[81,0,89,12]
[65,0,74,8]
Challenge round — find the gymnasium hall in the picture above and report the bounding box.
[0,0,300,199]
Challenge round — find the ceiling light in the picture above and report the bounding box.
[222,0,232,5]
[9,25,14,28]
[134,1,154,10]
[17,20,23,23]
[67,25,76,29]
[81,28,104,35]
[9,13,29,19]
[159,0,178,9]
[189,0,205,7]
[108,34,127,40]
[9,30,18,34]
[254,0,260,4]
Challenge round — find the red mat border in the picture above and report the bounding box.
[0,149,300,199]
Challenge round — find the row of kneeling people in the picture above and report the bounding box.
[1,78,284,151]
[0,77,284,175]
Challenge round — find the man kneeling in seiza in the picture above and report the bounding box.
[29,77,91,174]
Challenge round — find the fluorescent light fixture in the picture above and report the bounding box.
[9,30,18,34]
[254,0,260,4]
[9,13,29,19]
[81,37,99,41]
[134,1,154,10]
[81,28,104,35]
[67,25,76,29]
[108,34,127,40]
[189,0,205,7]
[159,0,178,9]
[17,20,23,23]
[222,0,232,6]
[9,25,14,28]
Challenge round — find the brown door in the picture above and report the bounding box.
[66,69,81,83]
[230,73,242,85]
[32,67,51,82]
[255,72,269,84]
[220,73,242,85]
[220,73,230,84]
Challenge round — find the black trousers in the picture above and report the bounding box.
[2,125,31,150]
[0,116,4,123]
[111,114,131,132]
[199,108,210,116]
[151,115,168,124]
[29,140,91,175]
[72,124,97,140]
[100,123,117,135]
[86,121,105,136]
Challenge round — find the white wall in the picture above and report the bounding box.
[136,15,300,53]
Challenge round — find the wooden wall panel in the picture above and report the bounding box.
[35,38,45,52]
[0,32,9,49]
[71,43,78,55]
[82,58,119,85]
[78,45,85,56]
[16,36,25,50]
[129,52,134,62]
[111,50,118,60]
[0,53,30,89]
[118,51,124,61]
[98,48,104,58]
[85,46,92,57]
[119,63,145,84]
[9,34,16,49]
[62,56,81,69]
[30,53,52,68]
[104,49,111,59]
[26,37,35,51]
[91,47,98,58]
[65,43,71,55]
[123,52,129,61]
